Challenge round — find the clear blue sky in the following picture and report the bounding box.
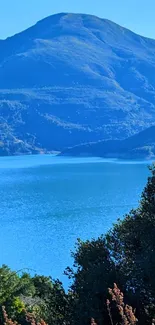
[1,0,155,39]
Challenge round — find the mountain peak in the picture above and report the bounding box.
[35,12,67,27]
[4,12,155,47]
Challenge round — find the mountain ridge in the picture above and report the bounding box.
[60,126,155,159]
[4,12,155,43]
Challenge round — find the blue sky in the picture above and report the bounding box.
[1,0,155,39]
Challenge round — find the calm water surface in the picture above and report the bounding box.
[0,155,151,285]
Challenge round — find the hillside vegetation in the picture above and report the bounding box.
[61,125,155,159]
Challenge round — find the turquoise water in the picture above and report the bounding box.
[0,155,151,285]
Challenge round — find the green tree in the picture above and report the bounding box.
[67,164,155,325]
[32,276,69,325]
[106,164,155,324]
[0,266,68,325]
[65,238,117,325]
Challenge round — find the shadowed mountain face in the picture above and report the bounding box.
[60,126,155,159]
[1,13,155,155]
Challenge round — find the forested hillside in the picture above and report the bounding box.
[61,125,155,159]
[1,13,155,155]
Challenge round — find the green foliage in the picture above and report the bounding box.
[105,164,155,323]
[65,238,117,324]
[65,164,155,324]
[0,267,68,325]
[11,297,25,314]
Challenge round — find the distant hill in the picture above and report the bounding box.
[1,13,155,155]
[60,126,155,159]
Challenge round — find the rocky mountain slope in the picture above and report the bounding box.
[1,13,155,155]
[60,126,155,159]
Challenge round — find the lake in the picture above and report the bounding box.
[0,155,151,286]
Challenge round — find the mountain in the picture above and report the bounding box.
[1,13,155,155]
[60,126,155,159]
